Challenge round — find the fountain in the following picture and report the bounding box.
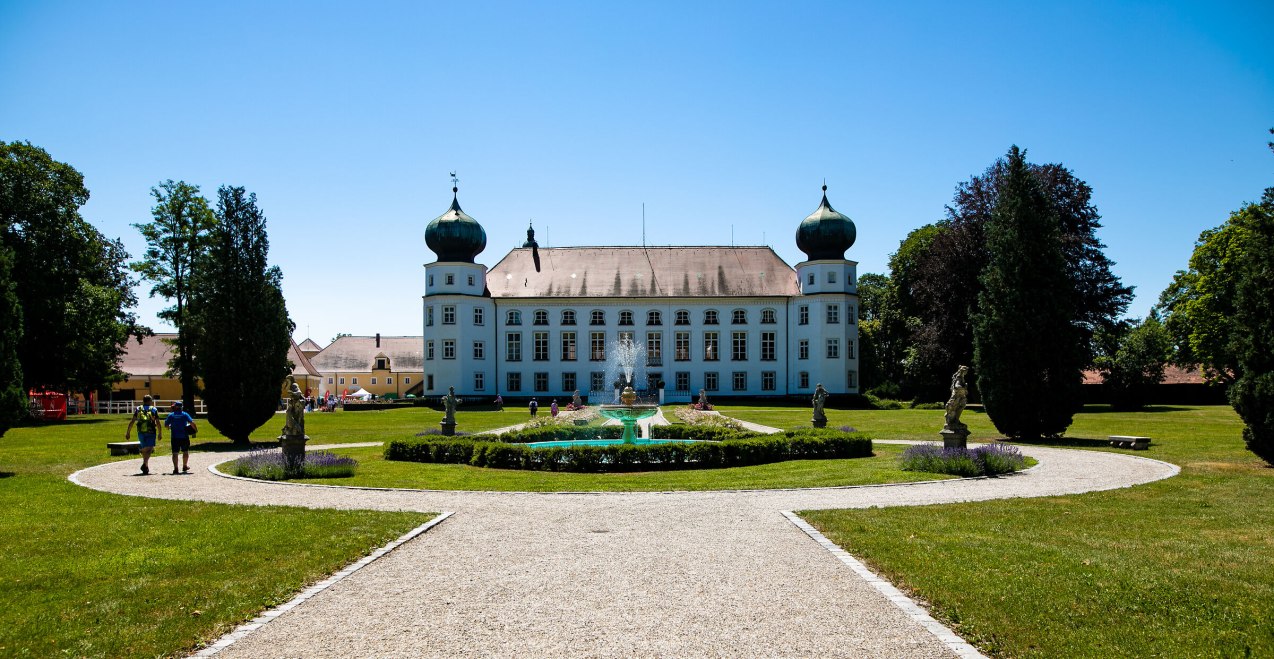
[598,383,659,443]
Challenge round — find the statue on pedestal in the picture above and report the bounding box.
[812,383,828,428]
[440,386,460,436]
[941,365,971,448]
[279,375,310,474]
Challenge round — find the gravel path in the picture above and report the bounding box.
[71,442,1177,657]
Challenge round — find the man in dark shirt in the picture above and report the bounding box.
[164,401,198,475]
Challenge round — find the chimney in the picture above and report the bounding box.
[375,333,381,348]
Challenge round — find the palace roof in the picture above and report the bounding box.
[487,246,801,299]
[309,335,424,372]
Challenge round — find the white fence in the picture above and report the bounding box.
[92,399,207,415]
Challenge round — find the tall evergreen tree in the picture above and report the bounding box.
[973,146,1084,439]
[1,141,143,394]
[910,154,1132,400]
[1227,196,1274,463]
[132,180,216,412]
[192,186,293,444]
[0,243,25,436]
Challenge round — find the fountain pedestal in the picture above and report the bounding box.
[599,386,658,444]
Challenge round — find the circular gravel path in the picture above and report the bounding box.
[71,443,1177,658]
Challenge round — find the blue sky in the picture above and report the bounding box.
[2,0,1271,345]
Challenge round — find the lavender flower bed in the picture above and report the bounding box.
[228,449,358,480]
[899,442,1026,477]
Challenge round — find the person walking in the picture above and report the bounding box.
[529,398,538,416]
[164,401,198,474]
[124,395,162,475]
[494,394,503,411]
[550,400,559,417]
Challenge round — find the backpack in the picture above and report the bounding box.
[134,406,157,434]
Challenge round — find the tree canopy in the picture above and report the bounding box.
[1093,316,1173,411]
[192,186,293,444]
[0,242,24,436]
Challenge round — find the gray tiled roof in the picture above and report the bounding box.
[487,247,800,298]
[309,336,424,372]
[297,338,323,353]
[287,339,322,377]
[118,333,177,377]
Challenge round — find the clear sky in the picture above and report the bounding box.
[3,0,1271,346]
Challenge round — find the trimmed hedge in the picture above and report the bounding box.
[384,428,872,473]
[650,425,757,441]
[496,425,624,443]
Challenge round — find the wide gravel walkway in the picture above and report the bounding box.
[72,442,1177,658]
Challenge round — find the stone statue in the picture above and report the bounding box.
[283,375,305,437]
[811,383,828,428]
[440,386,460,436]
[941,365,971,448]
[698,389,709,407]
[572,389,583,408]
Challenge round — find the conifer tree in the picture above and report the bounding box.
[0,243,25,436]
[973,146,1084,439]
[192,186,293,444]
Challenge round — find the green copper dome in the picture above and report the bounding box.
[425,188,487,263]
[796,185,856,261]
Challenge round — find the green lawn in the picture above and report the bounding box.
[289,443,954,491]
[795,404,1273,657]
[0,415,432,658]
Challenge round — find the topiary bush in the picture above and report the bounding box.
[384,428,872,473]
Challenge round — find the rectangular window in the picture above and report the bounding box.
[760,332,776,361]
[506,333,522,361]
[590,332,606,361]
[675,371,689,391]
[848,305,857,324]
[426,375,433,390]
[473,307,484,325]
[473,341,485,359]
[828,271,837,284]
[442,340,455,359]
[427,341,435,360]
[474,372,485,391]
[445,273,454,285]
[847,339,855,359]
[646,332,662,366]
[387,377,393,385]
[704,372,719,392]
[807,273,815,285]
[327,377,333,384]
[562,372,576,393]
[371,377,377,385]
[468,275,475,286]
[799,339,809,360]
[798,305,809,325]
[732,371,747,391]
[506,372,522,392]
[848,370,858,388]
[827,304,840,324]
[799,372,809,389]
[591,371,605,391]
[647,372,662,390]
[404,377,411,385]
[443,305,456,325]
[534,372,548,392]
[618,331,634,345]
[533,332,549,361]
[731,332,747,361]
[674,332,690,361]
[704,332,719,361]
[762,371,776,391]
[339,377,345,385]
[376,357,388,370]
[827,338,839,359]
[351,377,358,385]
[561,332,577,361]
[426,306,434,326]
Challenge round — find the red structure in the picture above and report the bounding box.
[28,391,67,421]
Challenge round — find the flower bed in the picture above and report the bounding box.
[384,428,872,473]
[227,449,358,480]
[899,442,1026,477]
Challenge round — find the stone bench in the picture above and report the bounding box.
[1109,435,1150,450]
[107,441,141,456]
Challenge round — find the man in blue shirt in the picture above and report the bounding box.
[164,401,198,475]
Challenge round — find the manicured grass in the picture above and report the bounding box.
[289,443,954,491]
[0,416,432,658]
[798,405,1274,657]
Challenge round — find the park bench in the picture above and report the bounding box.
[107,441,141,456]
[1108,435,1150,450]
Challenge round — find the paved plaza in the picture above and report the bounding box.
[72,442,1177,657]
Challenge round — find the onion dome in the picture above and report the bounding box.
[796,184,856,261]
[425,186,487,263]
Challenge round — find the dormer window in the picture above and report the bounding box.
[619,310,634,326]
[731,309,747,325]
[561,310,576,325]
[507,310,522,325]
[647,310,662,326]
[590,310,606,326]
[533,310,549,326]
[704,310,719,325]
[675,310,690,326]
[761,308,776,324]
[375,356,389,370]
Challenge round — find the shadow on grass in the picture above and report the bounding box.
[0,471,14,479]
[1078,405,1195,414]
[191,440,280,453]
[1008,436,1112,449]
[22,416,115,427]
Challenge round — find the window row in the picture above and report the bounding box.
[326,376,412,386]
[428,273,477,287]
[795,304,856,326]
[424,333,852,363]
[499,308,780,327]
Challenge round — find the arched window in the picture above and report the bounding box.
[704,309,719,325]
[533,310,549,326]
[674,310,690,326]
[619,310,634,326]
[590,310,605,326]
[506,310,522,325]
[761,308,776,324]
[561,310,576,325]
[647,310,662,326]
[732,309,747,324]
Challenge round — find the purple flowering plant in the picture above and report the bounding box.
[900,442,1025,477]
[228,448,358,481]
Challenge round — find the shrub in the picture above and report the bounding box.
[899,442,1026,477]
[495,424,623,444]
[228,449,358,480]
[384,428,873,473]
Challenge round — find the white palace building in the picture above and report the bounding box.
[422,184,860,402]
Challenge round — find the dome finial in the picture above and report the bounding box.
[450,171,459,195]
[822,178,827,193]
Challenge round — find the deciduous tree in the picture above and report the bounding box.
[192,186,293,444]
[973,146,1084,439]
[1094,316,1173,410]
[0,243,24,435]
[132,181,216,412]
